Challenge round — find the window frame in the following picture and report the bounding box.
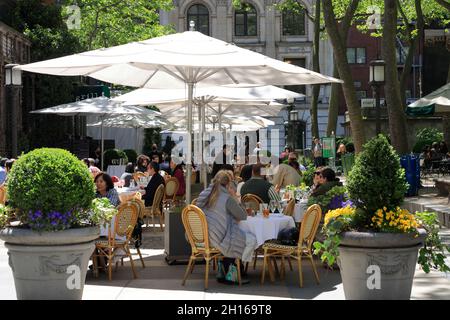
[282,9,306,36]
[346,47,366,65]
[187,3,210,36]
[234,4,257,37]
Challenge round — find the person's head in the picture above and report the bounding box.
[137,155,150,168]
[152,144,158,151]
[5,159,15,173]
[423,145,431,153]
[290,160,300,171]
[170,156,183,171]
[313,167,324,185]
[432,142,439,150]
[288,152,297,162]
[82,158,90,167]
[0,158,7,168]
[240,164,253,182]
[125,162,135,174]
[440,141,448,153]
[252,163,264,177]
[314,137,320,144]
[88,158,96,167]
[284,147,291,153]
[151,154,160,163]
[205,170,233,208]
[319,167,337,184]
[256,142,261,148]
[94,173,114,194]
[338,143,347,153]
[147,161,159,176]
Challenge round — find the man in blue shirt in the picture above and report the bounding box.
[0,158,7,185]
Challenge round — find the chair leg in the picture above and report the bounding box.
[121,258,124,266]
[91,249,99,278]
[288,257,293,271]
[159,215,164,232]
[244,262,249,274]
[309,255,320,284]
[271,257,279,276]
[152,215,155,232]
[297,255,303,288]
[108,252,113,281]
[137,247,145,268]
[253,250,258,270]
[127,247,138,279]
[236,258,242,286]
[280,257,286,280]
[205,257,210,290]
[261,251,268,284]
[267,256,275,283]
[182,256,194,286]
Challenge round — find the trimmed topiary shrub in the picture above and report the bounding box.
[6,148,95,230]
[123,149,138,165]
[103,149,128,170]
[346,135,409,225]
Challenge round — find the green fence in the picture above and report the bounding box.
[342,153,355,176]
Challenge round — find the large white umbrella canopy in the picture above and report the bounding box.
[407,82,450,116]
[31,97,160,170]
[18,31,341,202]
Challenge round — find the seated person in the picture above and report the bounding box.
[237,164,253,196]
[169,157,186,196]
[136,155,150,173]
[311,167,342,197]
[142,162,165,207]
[240,163,281,204]
[120,163,135,187]
[94,173,120,206]
[88,158,101,177]
[159,155,171,173]
[196,170,257,274]
[271,163,301,189]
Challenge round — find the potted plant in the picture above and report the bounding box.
[314,135,449,299]
[0,148,115,300]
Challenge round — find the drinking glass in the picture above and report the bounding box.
[269,200,276,213]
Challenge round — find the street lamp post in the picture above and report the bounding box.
[369,60,386,135]
[286,97,296,149]
[5,64,22,158]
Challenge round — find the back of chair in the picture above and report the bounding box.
[0,185,6,205]
[241,193,263,211]
[112,202,138,244]
[165,177,179,200]
[284,198,295,216]
[129,198,146,219]
[152,184,165,212]
[133,172,146,183]
[182,205,210,253]
[191,198,198,205]
[298,204,322,251]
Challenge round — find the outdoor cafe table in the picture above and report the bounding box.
[239,214,296,247]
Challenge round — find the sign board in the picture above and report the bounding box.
[361,98,375,108]
[321,137,336,159]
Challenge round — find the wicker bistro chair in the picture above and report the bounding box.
[283,198,296,217]
[143,184,165,231]
[164,177,180,203]
[191,198,198,205]
[126,198,146,268]
[181,205,242,290]
[0,185,6,205]
[261,204,322,287]
[92,202,139,281]
[133,172,146,183]
[241,193,263,212]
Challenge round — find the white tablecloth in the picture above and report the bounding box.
[115,187,146,196]
[239,215,296,247]
[294,200,309,223]
[107,165,126,178]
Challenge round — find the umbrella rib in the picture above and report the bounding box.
[141,69,160,88]
[223,68,239,84]
[197,69,220,82]
[160,65,187,83]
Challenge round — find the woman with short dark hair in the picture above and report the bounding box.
[136,155,150,173]
[94,173,120,206]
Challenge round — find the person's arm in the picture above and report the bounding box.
[226,197,247,221]
[109,189,121,207]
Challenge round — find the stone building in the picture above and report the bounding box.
[159,0,344,151]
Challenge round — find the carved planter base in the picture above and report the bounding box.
[337,229,427,300]
[0,226,99,300]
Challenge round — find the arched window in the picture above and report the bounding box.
[282,9,306,36]
[187,4,209,35]
[235,3,257,36]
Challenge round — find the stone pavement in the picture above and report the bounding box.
[1,225,449,300]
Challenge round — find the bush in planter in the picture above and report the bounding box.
[123,149,138,165]
[103,148,128,170]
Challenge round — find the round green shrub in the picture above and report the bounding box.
[103,149,128,169]
[346,135,408,225]
[413,128,443,153]
[123,149,138,165]
[7,148,95,230]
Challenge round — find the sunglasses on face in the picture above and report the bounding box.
[314,172,321,175]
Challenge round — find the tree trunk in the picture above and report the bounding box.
[326,65,340,136]
[447,64,450,83]
[443,115,450,148]
[322,0,365,153]
[311,0,321,140]
[383,0,409,154]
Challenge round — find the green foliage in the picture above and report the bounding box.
[6,148,95,231]
[123,149,138,165]
[103,149,128,170]
[413,128,444,153]
[346,135,409,224]
[415,211,450,273]
[300,158,315,186]
[89,198,117,229]
[308,185,349,213]
[0,205,8,229]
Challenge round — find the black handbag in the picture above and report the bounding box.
[277,227,299,246]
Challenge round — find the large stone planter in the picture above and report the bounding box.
[337,229,427,300]
[0,226,99,300]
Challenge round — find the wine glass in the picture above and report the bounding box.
[269,200,276,213]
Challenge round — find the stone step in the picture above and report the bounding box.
[404,197,450,228]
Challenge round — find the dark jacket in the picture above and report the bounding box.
[311,180,342,197]
[143,173,165,207]
[240,177,272,204]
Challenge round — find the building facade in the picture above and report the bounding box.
[160,0,345,151]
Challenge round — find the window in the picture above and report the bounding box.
[356,90,367,101]
[282,9,306,36]
[284,58,306,94]
[347,48,366,64]
[396,46,409,64]
[235,3,257,36]
[187,4,209,35]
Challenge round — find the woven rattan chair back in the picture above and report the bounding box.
[0,186,6,205]
[241,193,263,211]
[182,205,210,252]
[152,184,165,212]
[165,177,179,200]
[133,172,146,183]
[129,198,146,219]
[191,198,198,205]
[113,202,138,242]
[284,198,295,216]
[298,204,322,251]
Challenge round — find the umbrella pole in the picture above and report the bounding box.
[135,127,139,152]
[101,116,104,171]
[186,82,194,204]
[201,102,207,189]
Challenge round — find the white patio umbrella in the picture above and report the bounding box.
[86,114,169,151]
[30,96,160,170]
[406,82,450,116]
[18,31,341,202]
